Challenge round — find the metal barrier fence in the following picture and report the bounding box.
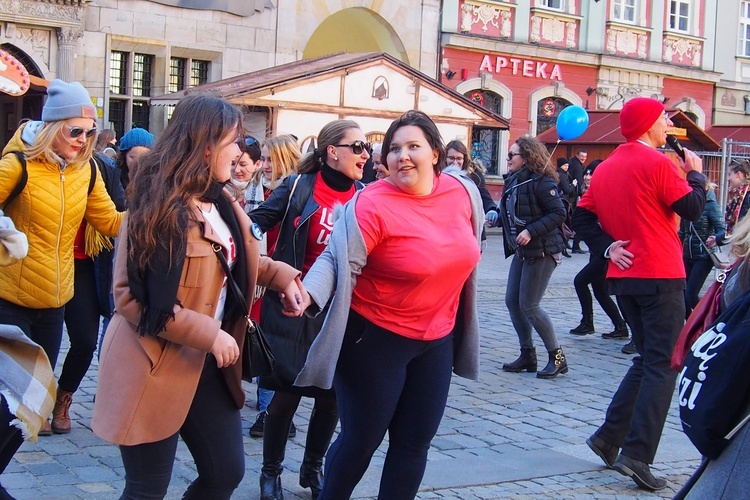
[697,139,750,215]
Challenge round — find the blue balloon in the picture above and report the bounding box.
[556,105,589,141]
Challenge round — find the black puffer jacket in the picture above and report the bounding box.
[499,166,566,259]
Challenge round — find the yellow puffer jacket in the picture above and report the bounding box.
[0,124,124,309]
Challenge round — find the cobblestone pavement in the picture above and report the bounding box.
[3,232,703,499]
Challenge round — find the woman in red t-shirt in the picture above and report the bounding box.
[295,111,482,499]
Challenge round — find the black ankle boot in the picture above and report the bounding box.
[537,348,568,379]
[602,323,629,339]
[299,409,339,499]
[260,413,293,500]
[570,317,595,335]
[502,348,537,373]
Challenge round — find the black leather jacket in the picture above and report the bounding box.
[499,166,566,259]
[249,172,363,391]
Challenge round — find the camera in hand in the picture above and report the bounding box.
[666,135,686,161]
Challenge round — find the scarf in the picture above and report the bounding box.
[0,324,56,441]
[127,181,248,335]
[261,176,283,191]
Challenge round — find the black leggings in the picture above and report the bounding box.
[118,358,244,499]
[573,255,625,326]
[319,311,454,500]
[60,258,101,393]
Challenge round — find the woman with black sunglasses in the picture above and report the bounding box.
[0,79,124,437]
[250,119,368,500]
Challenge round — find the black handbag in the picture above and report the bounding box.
[212,243,275,380]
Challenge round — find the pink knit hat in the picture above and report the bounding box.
[619,97,665,141]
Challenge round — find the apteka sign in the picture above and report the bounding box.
[479,55,563,81]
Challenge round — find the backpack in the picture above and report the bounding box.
[2,151,97,209]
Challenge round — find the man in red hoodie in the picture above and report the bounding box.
[572,97,706,491]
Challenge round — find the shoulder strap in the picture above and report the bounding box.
[87,157,97,195]
[271,174,302,254]
[2,152,28,209]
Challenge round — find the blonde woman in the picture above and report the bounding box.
[0,80,123,435]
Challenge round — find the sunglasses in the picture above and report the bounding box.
[507,152,522,161]
[64,124,97,139]
[334,140,371,155]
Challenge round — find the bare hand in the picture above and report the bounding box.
[211,329,240,368]
[609,240,634,270]
[280,276,310,317]
[516,229,531,246]
[706,235,717,248]
[572,179,578,186]
[680,148,703,174]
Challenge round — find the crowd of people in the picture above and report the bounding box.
[1,79,749,499]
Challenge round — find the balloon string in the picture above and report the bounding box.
[542,139,561,173]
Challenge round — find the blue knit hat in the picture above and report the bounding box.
[119,128,154,152]
[42,79,96,122]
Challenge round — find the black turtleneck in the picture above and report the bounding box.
[321,163,356,192]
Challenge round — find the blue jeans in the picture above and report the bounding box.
[0,298,65,369]
[256,382,273,412]
[505,254,560,351]
[320,311,453,500]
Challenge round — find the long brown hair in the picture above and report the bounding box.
[515,135,558,183]
[127,95,242,273]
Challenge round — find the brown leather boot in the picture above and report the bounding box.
[39,420,52,436]
[51,389,73,434]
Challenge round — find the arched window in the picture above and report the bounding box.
[536,97,573,135]
[465,89,503,175]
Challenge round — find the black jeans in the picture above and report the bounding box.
[319,311,454,500]
[0,395,23,475]
[0,299,65,369]
[60,258,101,393]
[573,255,625,326]
[683,258,715,317]
[119,358,244,499]
[596,291,684,464]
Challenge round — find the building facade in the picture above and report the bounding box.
[0,0,441,142]
[439,0,724,175]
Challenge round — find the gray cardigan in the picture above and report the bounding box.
[294,171,484,390]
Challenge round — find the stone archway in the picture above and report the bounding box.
[303,8,409,64]
[529,83,582,136]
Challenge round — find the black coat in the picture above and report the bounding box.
[92,153,126,318]
[499,166,566,259]
[249,173,363,393]
[568,157,585,197]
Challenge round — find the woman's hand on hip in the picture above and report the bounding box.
[515,229,531,246]
[211,329,240,368]
[280,276,310,317]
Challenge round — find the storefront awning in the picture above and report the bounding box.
[706,125,750,144]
